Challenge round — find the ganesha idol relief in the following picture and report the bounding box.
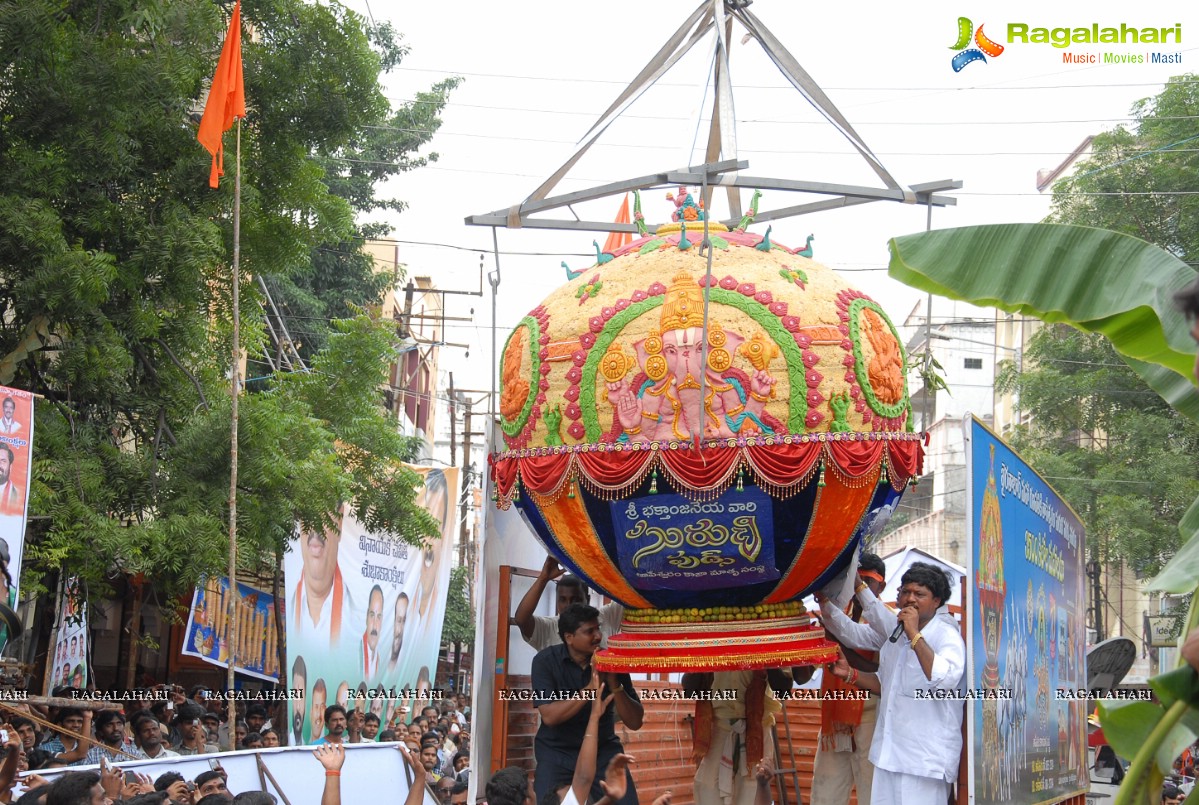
[495,192,914,452]
[603,271,781,443]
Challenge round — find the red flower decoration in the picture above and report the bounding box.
[719,276,738,290]
[802,350,819,368]
[768,301,788,316]
[737,283,756,296]
[782,316,802,332]
[838,324,850,336]
[566,366,582,383]
[647,282,667,295]
[805,369,823,386]
[573,350,587,366]
[539,348,549,361]
[795,333,812,348]
[844,371,857,383]
[580,332,596,349]
[601,306,616,321]
[631,289,648,302]
[563,386,580,401]
[589,317,605,334]
[536,393,546,404]
[566,403,582,420]
[754,291,773,305]
[805,411,825,429]
[615,298,630,310]
[807,390,825,406]
[567,422,586,440]
[841,340,852,351]
[540,333,550,345]
[540,362,552,375]
[538,379,549,392]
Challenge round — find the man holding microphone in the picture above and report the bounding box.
[818,561,966,805]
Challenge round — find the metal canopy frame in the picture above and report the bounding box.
[465,0,961,234]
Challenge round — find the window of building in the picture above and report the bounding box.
[964,357,983,370]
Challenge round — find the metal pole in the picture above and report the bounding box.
[227,119,242,723]
[696,167,715,448]
[922,202,934,432]
[489,229,502,421]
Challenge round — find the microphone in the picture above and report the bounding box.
[889,621,905,643]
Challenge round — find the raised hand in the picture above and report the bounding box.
[314,742,346,772]
[600,753,635,802]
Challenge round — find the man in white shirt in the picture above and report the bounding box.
[0,397,19,435]
[0,444,24,516]
[820,561,965,805]
[293,516,352,649]
[385,592,409,680]
[514,556,623,651]
[361,584,383,680]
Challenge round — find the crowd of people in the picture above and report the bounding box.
[0,682,472,804]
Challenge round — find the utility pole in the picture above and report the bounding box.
[459,395,472,570]
[448,372,457,467]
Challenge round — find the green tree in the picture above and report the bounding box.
[0,0,451,602]
[1050,74,1199,264]
[997,326,1199,577]
[443,565,475,685]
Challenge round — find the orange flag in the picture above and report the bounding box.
[601,194,633,254]
[197,0,246,188]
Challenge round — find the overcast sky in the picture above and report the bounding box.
[333,0,1196,408]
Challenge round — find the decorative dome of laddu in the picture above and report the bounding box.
[489,189,924,672]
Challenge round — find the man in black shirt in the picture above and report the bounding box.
[531,603,643,805]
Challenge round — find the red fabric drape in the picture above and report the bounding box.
[886,440,924,485]
[576,450,654,491]
[825,439,885,481]
[518,453,571,495]
[744,442,821,488]
[491,436,924,502]
[490,454,519,497]
[661,446,740,489]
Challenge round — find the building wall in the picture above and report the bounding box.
[369,239,441,453]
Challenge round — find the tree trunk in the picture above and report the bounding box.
[124,578,143,690]
[274,547,287,684]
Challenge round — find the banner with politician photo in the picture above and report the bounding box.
[182,576,281,682]
[0,387,34,621]
[965,415,1087,805]
[46,577,88,693]
[283,466,458,745]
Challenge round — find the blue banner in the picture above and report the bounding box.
[183,576,280,683]
[967,416,1087,804]
[609,489,778,591]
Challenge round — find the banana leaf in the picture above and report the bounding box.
[888,223,1199,422]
